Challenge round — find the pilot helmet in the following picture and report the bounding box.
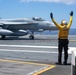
[61,20,67,25]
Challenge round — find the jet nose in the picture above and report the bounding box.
[43,20,58,30]
[49,25,58,30]
[48,22,58,30]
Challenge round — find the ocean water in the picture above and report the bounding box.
[69,29,76,35]
[36,29,76,35]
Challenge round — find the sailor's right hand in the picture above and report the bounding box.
[50,13,53,19]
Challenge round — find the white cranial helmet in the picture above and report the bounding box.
[61,20,67,25]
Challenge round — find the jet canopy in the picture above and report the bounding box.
[32,17,45,21]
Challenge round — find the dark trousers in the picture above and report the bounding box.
[58,39,69,63]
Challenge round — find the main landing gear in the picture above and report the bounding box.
[29,35,34,40]
[1,35,6,39]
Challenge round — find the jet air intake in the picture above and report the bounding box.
[0,29,13,35]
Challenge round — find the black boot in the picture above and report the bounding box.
[56,57,62,65]
[55,62,62,65]
[63,61,67,65]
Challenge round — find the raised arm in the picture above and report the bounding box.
[50,13,62,29]
[67,11,73,29]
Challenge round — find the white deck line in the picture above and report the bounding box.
[0,44,76,49]
[0,44,76,54]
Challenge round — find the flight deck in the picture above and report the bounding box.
[0,35,76,75]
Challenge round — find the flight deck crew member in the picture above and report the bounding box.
[50,11,73,65]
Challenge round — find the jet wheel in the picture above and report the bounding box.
[1,35,5,39]
[29,35,34,40]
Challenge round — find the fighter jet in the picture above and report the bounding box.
[0,17,57,39]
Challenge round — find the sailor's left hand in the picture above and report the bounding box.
[50,13,53,19]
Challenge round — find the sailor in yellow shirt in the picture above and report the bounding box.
[50,11,73,65]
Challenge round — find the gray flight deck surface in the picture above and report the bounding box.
[0,35,76,75]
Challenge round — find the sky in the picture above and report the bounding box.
[0,0,76,28]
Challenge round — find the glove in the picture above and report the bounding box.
[70,11,73,16]
[50,13,53,19]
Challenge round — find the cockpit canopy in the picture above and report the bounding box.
[32,17,45,21]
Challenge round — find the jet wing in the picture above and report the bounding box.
[0,23,4,25]
[0,21,38,25]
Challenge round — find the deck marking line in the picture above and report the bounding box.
[32,65,55,75]
[0,48,76,54]
[0,44,76,49]
[0,49,57,53]
[0,44,58,48]
[0,58,55,75]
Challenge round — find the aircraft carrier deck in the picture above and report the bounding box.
[0,35,76,75]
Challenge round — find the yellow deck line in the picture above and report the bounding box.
[0,58,55,75]
[32,65,55,75]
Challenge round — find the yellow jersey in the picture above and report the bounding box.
[51,16,73,39]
